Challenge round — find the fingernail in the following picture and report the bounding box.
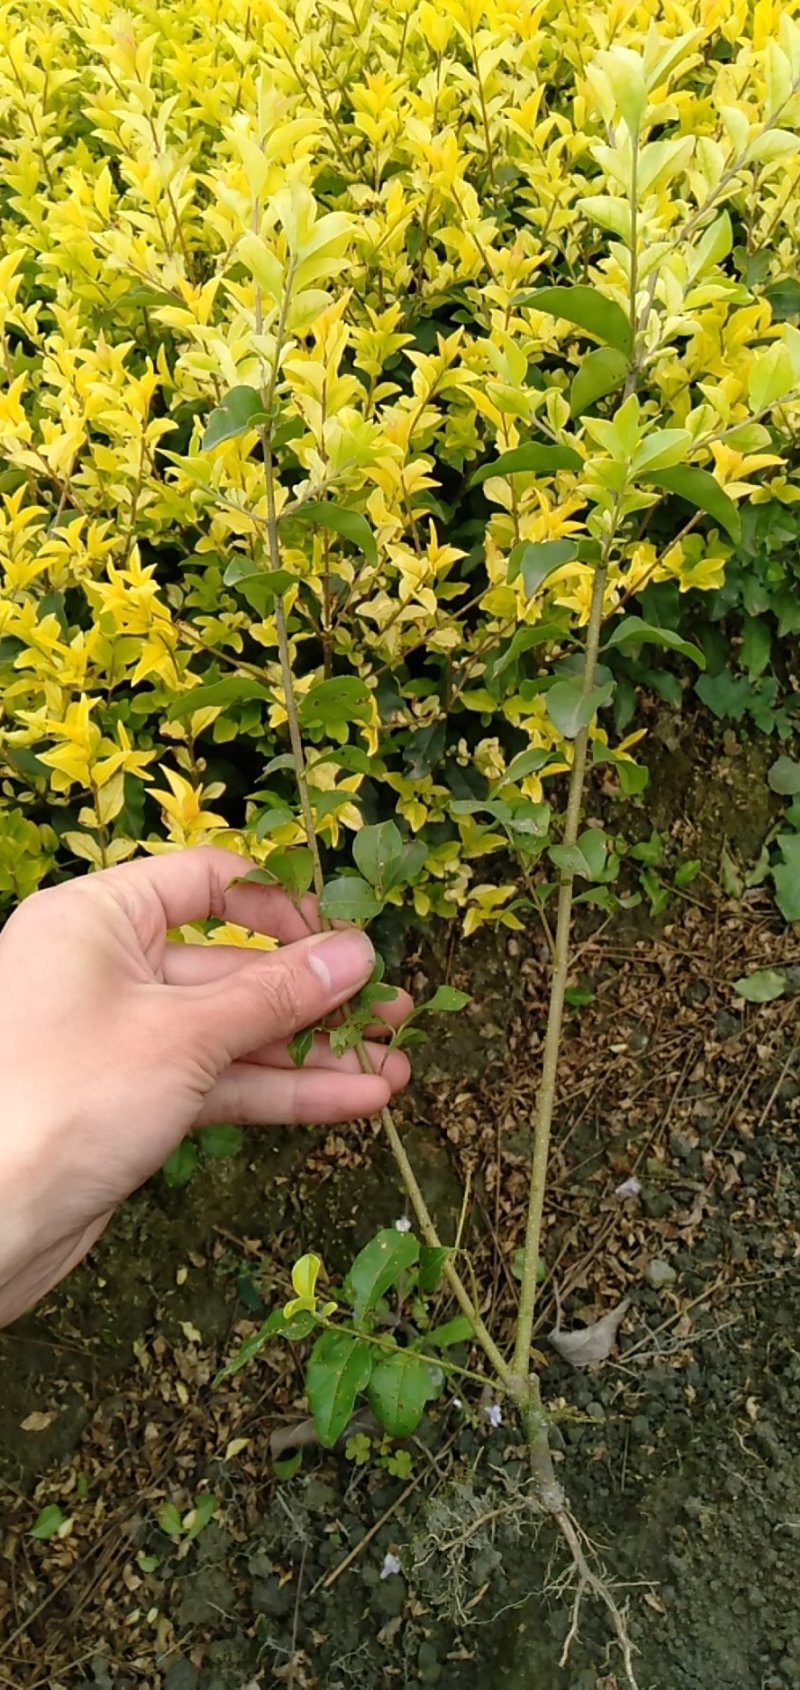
[308,929,375,996]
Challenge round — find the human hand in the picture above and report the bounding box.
[0,846,412,1326]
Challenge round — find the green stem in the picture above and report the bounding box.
[511,559,608,1390]
[628,131,639,357]
[368,1083,514,1391]
[262,433,326,906]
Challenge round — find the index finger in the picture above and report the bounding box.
[91,845,321,943]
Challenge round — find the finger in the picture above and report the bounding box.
[90,845,322,938]
[354,988,414,1033]
[163,945,414,1030]
[173,927,377,1066]
[195,1062,394,1126]
[242,1034,411,1088]
[162,942,279,985]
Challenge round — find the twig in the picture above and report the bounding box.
[286,1542,308,1690]
[313,1470,424,1594]
[512,559,609,1387]
[620,1273,728,1363]
[753,1038,798,1136]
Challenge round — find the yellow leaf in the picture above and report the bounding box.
[224,1438,250,1460]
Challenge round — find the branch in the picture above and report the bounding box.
[511,560,607,1388]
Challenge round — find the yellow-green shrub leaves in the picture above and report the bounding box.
[1,1,800,932]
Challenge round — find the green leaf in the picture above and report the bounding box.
[254,804,295,840]
[202,386,267,450]
[197,1124,243,1158]
[184,1493,216,1542]
[260,848,314,898]
[423,1314,474,1349]
[550,833,607,879]
[306,1331,374,1447]
[640,867,669,916]
[630,830,663,867]
[695,670,751,720]
[733,968,787,1003]
[617,759,650,796]
[501,748,551,784]
[367,1351,440,1438]
[569,346,629,416]
[403,720,446,778]
[288,1027,315,1068]
[162,1138,199,1188]
[260,754,296,778]
[273,1449,303,1480]
[510,1249,547,1283]
[603,615,705,667]
[508,538,577,597]
[394,1026,427,1050]
[290,501,377,565]
[519,285,633,354]
[421,985,471,1013]
[222,558,295,611]
[773,834,800,922]
[385,837,427,890]
[157,1501,183,1538]
[769,756,800,796]
[740,616,771,680]
[506,801,551,843]
[353,821,403,889]
[418,1245,450,1294]
[300,676,372,727]
[166,676,271,720]
[348,1228,420,1319]
[319,876,382,922]
[308,745,376,779]
[577,827,608,878]
[764,279,800,321]
[549,842,592,877]
[469,442,581,488]
[640,466,741,543]
[29,1504,65,1541]
[546,677,613,738]
[674,858,701,888]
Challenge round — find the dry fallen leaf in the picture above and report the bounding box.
[20,1411,54,1432]
[549,1298,629,1369]
[224,1437,250,1460]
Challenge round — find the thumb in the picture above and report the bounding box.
[177,928,376,1067]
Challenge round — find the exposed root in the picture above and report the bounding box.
[520,1376,639,1686]
[552,1506,640,1690]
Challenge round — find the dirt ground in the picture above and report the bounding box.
[1,725,799,1690]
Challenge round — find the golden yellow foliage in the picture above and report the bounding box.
[1,0,800,929]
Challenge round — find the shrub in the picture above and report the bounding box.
[1,0,800,931]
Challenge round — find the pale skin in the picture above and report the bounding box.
[0,845,412,1329]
